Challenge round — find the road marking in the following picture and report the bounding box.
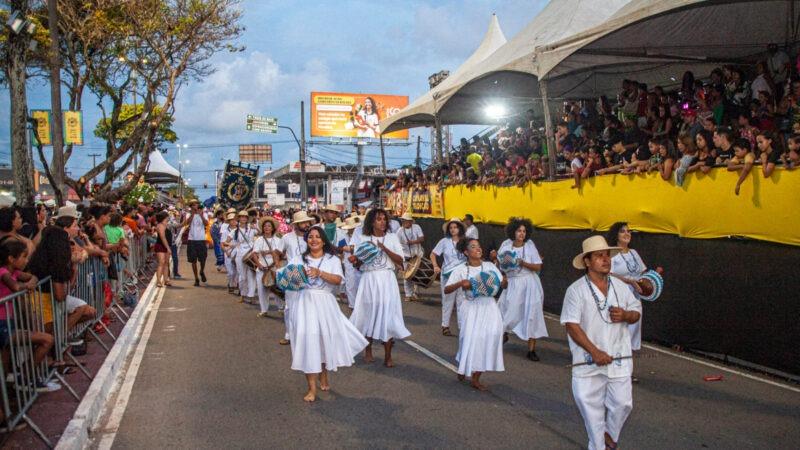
[96,285,167,450]
[540,312,800,394]
[404,339,458,373]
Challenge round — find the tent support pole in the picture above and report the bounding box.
[434,115,444,164]
[540,80,557,181]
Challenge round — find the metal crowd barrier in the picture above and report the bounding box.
[0,277,59,447]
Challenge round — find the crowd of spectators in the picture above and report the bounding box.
[390,44,799,195]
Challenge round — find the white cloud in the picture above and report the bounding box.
[173,51,332,138]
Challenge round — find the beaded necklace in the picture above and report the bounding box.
[584,275,620,324]
[306,254,327,288]
[619,250,640,273]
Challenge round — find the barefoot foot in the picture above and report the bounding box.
[457,374,466,382]
[384,358,394,368]
[303,391,316,402]
[471,381,488,391]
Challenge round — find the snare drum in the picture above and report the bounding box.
[403,255,436,288]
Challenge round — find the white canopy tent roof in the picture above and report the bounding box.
[380,14,507,134]
[537,0,800,99]
[144,149,181,184]
[383,0,630,131]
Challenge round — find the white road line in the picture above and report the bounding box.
[404,339,458,373]
[540,312,800,394]
[96,285,167,450]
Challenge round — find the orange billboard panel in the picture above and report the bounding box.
[310,92,409,139]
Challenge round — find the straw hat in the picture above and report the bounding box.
[54,205,81,219]
[322,204,340,213]
[237,210,249,217]
[340,216,359,231]
[572,235,621,270]
[399,212,414,222]
[258,215,282,236]
[291,210,315,225]
[225,212,236,221]
[441,217,464,233]
[227,207,236,213]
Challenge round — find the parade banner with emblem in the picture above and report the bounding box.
[218,160,259,210]
[384,185,444,218]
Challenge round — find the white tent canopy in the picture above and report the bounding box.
[380,14,507,134]
[145,149,181,184]
[413,0,630,128]
[537,0,800,99]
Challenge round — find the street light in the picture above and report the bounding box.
[485,104,507,120]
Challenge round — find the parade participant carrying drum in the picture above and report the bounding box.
[397,212,425,302]
[253,215,284,318]
[444,237,506,391]
[232,210,257,304]
[561,236,641,450]
[492,217,547,362]
[349,208,410,367]
[336,216,361,309]
[278,211,314,346]
[430,218,467,336]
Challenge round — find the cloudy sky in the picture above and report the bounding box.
[2,0,546,198]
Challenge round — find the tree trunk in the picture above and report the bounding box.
[47,0,66,206]
[7,0,36,207]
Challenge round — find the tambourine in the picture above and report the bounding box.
[497,250,520,272]
[354,241,381,265]
[469,271,501,298]
[276,264,309,291]
[637,268,664,302]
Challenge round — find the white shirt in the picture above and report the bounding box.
[220,223,230,242]
[232,226,256,252]
[560,276,642,378]
[253,235,284,268]
[188,212,207,241]
[353,232,403,272]
[389,219,401,233]
[285,254,343,292]
[397,224,424,258]
[447,261,502,303]
[432,237,466,274]
[465,224,479,240]
[497,239,542,277]
[282,232,307,261]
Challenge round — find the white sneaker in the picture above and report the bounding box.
[36,380,62,393]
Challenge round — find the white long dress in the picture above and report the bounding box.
[285,255,368,373]
[611,249,647,351]
[349,232,411,342]
[497,239,548,340]
[233,226,257,298]
[448,262,505,376]
[337,231,361,308]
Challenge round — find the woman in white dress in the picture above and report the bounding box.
[430,218,467,336]
[220,213,238,293]
[607,222,647,359]
[336,216,361,309]
[285,226,368,402]
[445,238,506,391]
[355,97,380,138]
[253,216,285,318]
[232,211,257,303]
[493,217,547,362]
[349,208,410,367]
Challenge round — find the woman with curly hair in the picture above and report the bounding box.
[493,217,546,361]
[349,208,410,367]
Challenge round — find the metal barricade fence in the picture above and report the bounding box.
[0,277,58,447]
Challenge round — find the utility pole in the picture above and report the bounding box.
[8,0,36,207]
[379,136,387,175]
[415,135,421,168]
[48,0,66,206]
[299,101,308,209]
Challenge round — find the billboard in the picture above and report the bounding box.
[310,92,409,139]
[239,144,272,163]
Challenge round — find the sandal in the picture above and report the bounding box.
[442,327,452,336]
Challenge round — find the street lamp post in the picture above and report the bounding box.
[178,143,188,198]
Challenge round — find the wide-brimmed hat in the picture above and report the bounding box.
[441,217,464,233]
[258,216,282,235]
[291,211,315,225]
[400,212,414,222]
[226,207,236,213]
[322,204,340,213]
[225,212,236,220]
[572,235,621,269]
[340,216,359,231]
[54,205,80,219]
[237,210,249,217]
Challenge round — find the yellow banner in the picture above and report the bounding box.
[438,169,800,247]
[385,185,444,218]
[31,110,52,146]
[63,110,83,145]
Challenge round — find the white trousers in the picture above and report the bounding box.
[256,268,283,313]
[572,375,633,450]
[224,254,237,288]
[235,250,257,298]
[441,275,463,328]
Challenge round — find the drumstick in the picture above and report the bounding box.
[565,355,633,368]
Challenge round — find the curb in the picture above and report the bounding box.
[55,275,160,450]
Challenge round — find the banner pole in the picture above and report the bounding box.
[300,100,308,209]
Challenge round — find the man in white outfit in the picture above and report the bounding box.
[278,211,313,345]
[464,214,479,239]
[561,235,641,450]
[396,212,424,301]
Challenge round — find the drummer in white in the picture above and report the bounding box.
[561,236,641,450]
[278,211,313,345]
[430,218,467,336]
[253,216,284,318]
[397,212,425,302]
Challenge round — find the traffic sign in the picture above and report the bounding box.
[246,114,278,133]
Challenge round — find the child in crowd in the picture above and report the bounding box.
[786,135,800,169]
[727,138,756,195]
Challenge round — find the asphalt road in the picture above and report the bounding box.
[95,260,800,449]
